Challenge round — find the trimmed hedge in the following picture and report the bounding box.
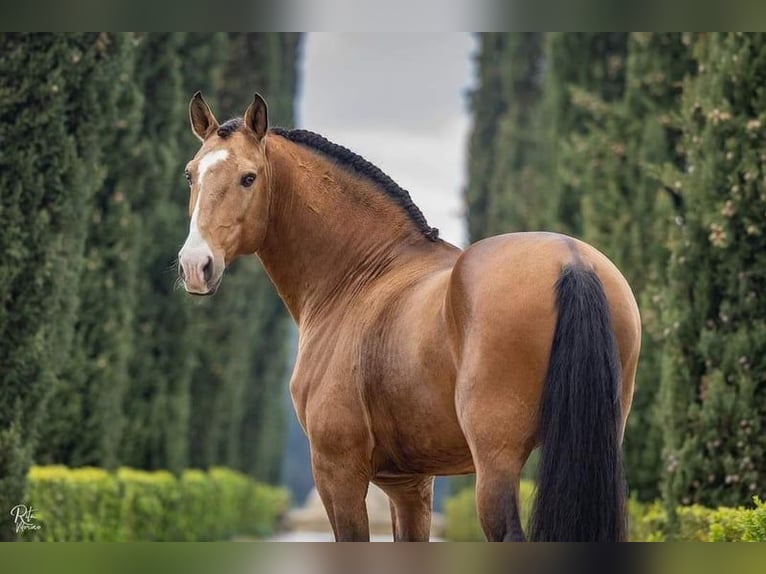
[444,482,766,541]
[24,466,288,541]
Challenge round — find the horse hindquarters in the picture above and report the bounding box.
[529,264,627,542]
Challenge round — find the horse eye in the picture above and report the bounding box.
[241,173,256,188]
[184,170,192,186]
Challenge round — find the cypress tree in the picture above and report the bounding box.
[36,34,144,469]
[541,33,629,234]
[615,33,694,502]
[481,33,546,236]
[120,33,195,473]
[238,291,291,482]
[574,33,695,501]
[465,33,512,242]
[218,33,301,120]
[661,33,766,519]
[0,33,127,536]
[177,32,255,472]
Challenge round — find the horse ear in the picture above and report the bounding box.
[189,91,219,142]
[244,93,268,141]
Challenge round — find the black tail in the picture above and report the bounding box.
[529,264,626,542]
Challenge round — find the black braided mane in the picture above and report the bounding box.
[271,127,439,241]
[217,118,243,138]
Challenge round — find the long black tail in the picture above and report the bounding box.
[529,264,626,542]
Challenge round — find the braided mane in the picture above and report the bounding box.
[270,127,439,241]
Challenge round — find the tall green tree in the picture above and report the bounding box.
[661,33,766,522]
[541,33,629,234]
[218,33,301,121]
[224,33,299,483]
[174,32,232,471]
[0,33,130,537]
[483,33,546,236]
[465,33,513,242]
[37,34,144,469]
[119,33,196,473]
[573,33,695,501]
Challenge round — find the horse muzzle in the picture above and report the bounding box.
[178,248,222,296]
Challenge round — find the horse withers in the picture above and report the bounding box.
[177,92,641,542]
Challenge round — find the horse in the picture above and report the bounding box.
[177,92,641,542]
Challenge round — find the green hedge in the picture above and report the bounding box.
[24,466,289,541]
[444,482,766,542]
[629,497,766,542]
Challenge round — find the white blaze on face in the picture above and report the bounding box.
[186,149,229,247]
[179,149,229,290]
[197,148,230,189]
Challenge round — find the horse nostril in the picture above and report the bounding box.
[202,257,213,283]
[178,263,186,282]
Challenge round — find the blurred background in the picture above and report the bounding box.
[1,33,765,542]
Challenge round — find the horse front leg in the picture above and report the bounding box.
[311,449,371,541]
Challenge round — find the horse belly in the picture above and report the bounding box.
[369,388,475,477]
[364,271,474,477]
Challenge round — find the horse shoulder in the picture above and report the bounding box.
[290,320,372,448]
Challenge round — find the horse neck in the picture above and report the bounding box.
[257,136,430,325]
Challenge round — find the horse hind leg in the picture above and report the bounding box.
[377,475,434,542]
[461,407,532,541]
[473,452,528,541]
[456,375,537,541]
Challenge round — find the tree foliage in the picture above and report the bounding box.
[0,33,300,538]
[0,33,137,538]
[660,33,766,520]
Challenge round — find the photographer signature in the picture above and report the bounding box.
[10,504,41,533]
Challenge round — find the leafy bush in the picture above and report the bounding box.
[445,483,766,541]
[628,497,766,542]
[627,498,666,542]
[444,480,535,541]
[24,465,288,541]
[25,466,122,541]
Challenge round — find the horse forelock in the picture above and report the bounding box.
[217,117,244,139]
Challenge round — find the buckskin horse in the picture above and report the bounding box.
[177,92,641,542]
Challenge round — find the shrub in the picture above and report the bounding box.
[628,496,766,542]
[24,465,288,541]
[177,468,219,541]
[446,485,766,542]
[628,498,667,542]
[209,467,290,540]
[26,466,122,541]
[116,467,179,541]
